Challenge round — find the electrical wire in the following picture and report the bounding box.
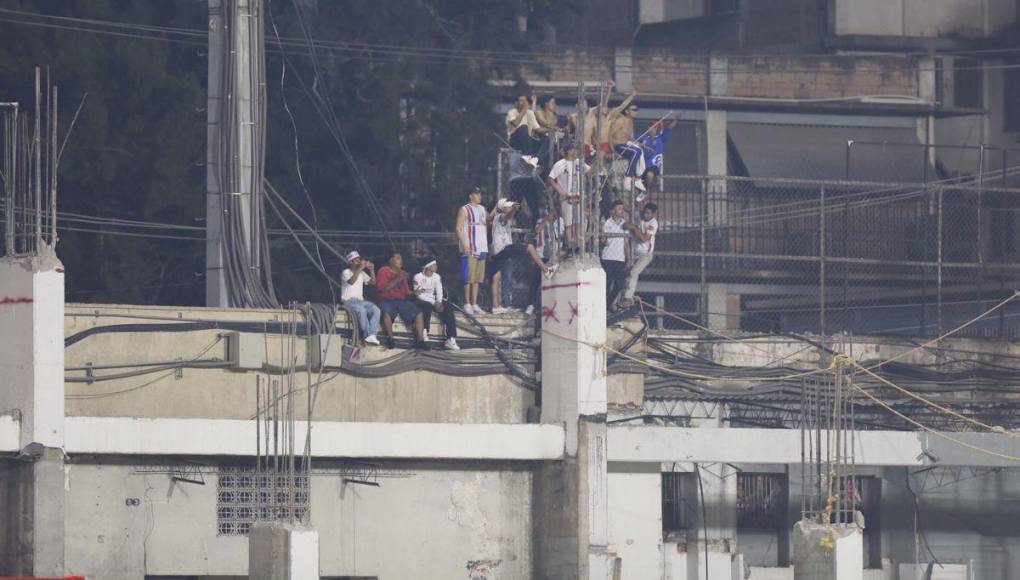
[3,8,1020,74]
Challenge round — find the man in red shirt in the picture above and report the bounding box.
[375,252,426,348]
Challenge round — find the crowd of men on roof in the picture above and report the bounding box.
[340,87,673,350]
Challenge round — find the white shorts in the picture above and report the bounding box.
[561,201,580,226]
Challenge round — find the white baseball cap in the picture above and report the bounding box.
[345,251,361,262]
[497,198,514,210]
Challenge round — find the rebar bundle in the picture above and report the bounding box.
[2,67,58,257]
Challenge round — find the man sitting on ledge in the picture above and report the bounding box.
[375,251,427,349]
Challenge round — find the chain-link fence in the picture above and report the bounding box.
[639,174,1020,337]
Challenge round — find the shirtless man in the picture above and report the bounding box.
[608,93,645,188]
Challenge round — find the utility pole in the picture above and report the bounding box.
[206,0,265,307]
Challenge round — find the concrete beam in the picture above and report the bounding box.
[64,417,565,460]
[0,415,18,453]
[608,426,1020,467]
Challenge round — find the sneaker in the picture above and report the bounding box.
[364,334,381,346]
[522,155,539,168]
[634,179,647,192]
[635,192,647,203]
[525,305,535,315]
[462,304,476,316]
[544,264,558,279]
[444,337,460,351]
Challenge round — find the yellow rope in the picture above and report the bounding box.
[851,361,1019,438]
[847,374,1020,463]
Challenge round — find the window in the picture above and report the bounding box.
[661,472,695,533]
[737,473,786,529]
[954,58,983,109]
[711,0,740,16]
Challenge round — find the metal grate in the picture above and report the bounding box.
[737,473,786,529]
[661,472,694,532]
[216,466,309,536]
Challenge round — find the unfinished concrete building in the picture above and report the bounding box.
[3,0,1020,579]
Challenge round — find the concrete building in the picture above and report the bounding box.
[5,249,1020,578]
[4,1,1020,579]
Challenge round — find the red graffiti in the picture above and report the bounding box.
[542,281,592,291]
[0,297,33,306]
[568,301,579,325]
[542,301,559,323]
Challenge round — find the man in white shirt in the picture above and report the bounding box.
[548,144,590,255]
[621,202,658,307]
[489,198,556,314]
[506,93,547,157]
[601,200,629,310]
[340,250,381,345]
[413,258,459,351]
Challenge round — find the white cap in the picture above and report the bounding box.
[422,259,437,272]
[345,251,360,262]
[497,198,514,210]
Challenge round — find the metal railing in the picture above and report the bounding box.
[638,173,1020,337]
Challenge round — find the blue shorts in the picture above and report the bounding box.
[378,299,421,325]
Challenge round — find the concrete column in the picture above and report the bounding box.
[540,259,607,454]
[535,259,613,579]
[706,284,741,331]
[687,409,739,580]
[793,521,863,580]
[0,254,66,576]
[706,109,729,225]
[248,522,320,580]
[614,47,633,94]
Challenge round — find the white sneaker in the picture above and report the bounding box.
[635,192,647,203]
[635,179,646,192]
[525,305,535,315]
[544,264,558,279]
[444,338,460,351]
[364,334,380,345]
[522,155,539,168]
[463,304,476,315]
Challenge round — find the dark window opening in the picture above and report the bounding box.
[954,58,983,109]
[737,473,787,529]
[662,472,695,533]
[712,0,740,16]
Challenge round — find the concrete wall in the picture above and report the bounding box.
[834,0,1017,38]
[64,304,535,423]
[608,465,664,579]
[63,459,532,580]
[517,52,921,100]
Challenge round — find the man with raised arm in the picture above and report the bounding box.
[340,250,381,346]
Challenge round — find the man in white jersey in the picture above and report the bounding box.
[601,199,629,310]
[340,251,381,345]
[548,143,590,255]
[413,257,460,350]
[456,186,489,315]
[621,202,658,307]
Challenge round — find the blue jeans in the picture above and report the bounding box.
[344,299,380,337]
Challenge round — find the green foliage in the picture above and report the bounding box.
[1,0,542,305]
